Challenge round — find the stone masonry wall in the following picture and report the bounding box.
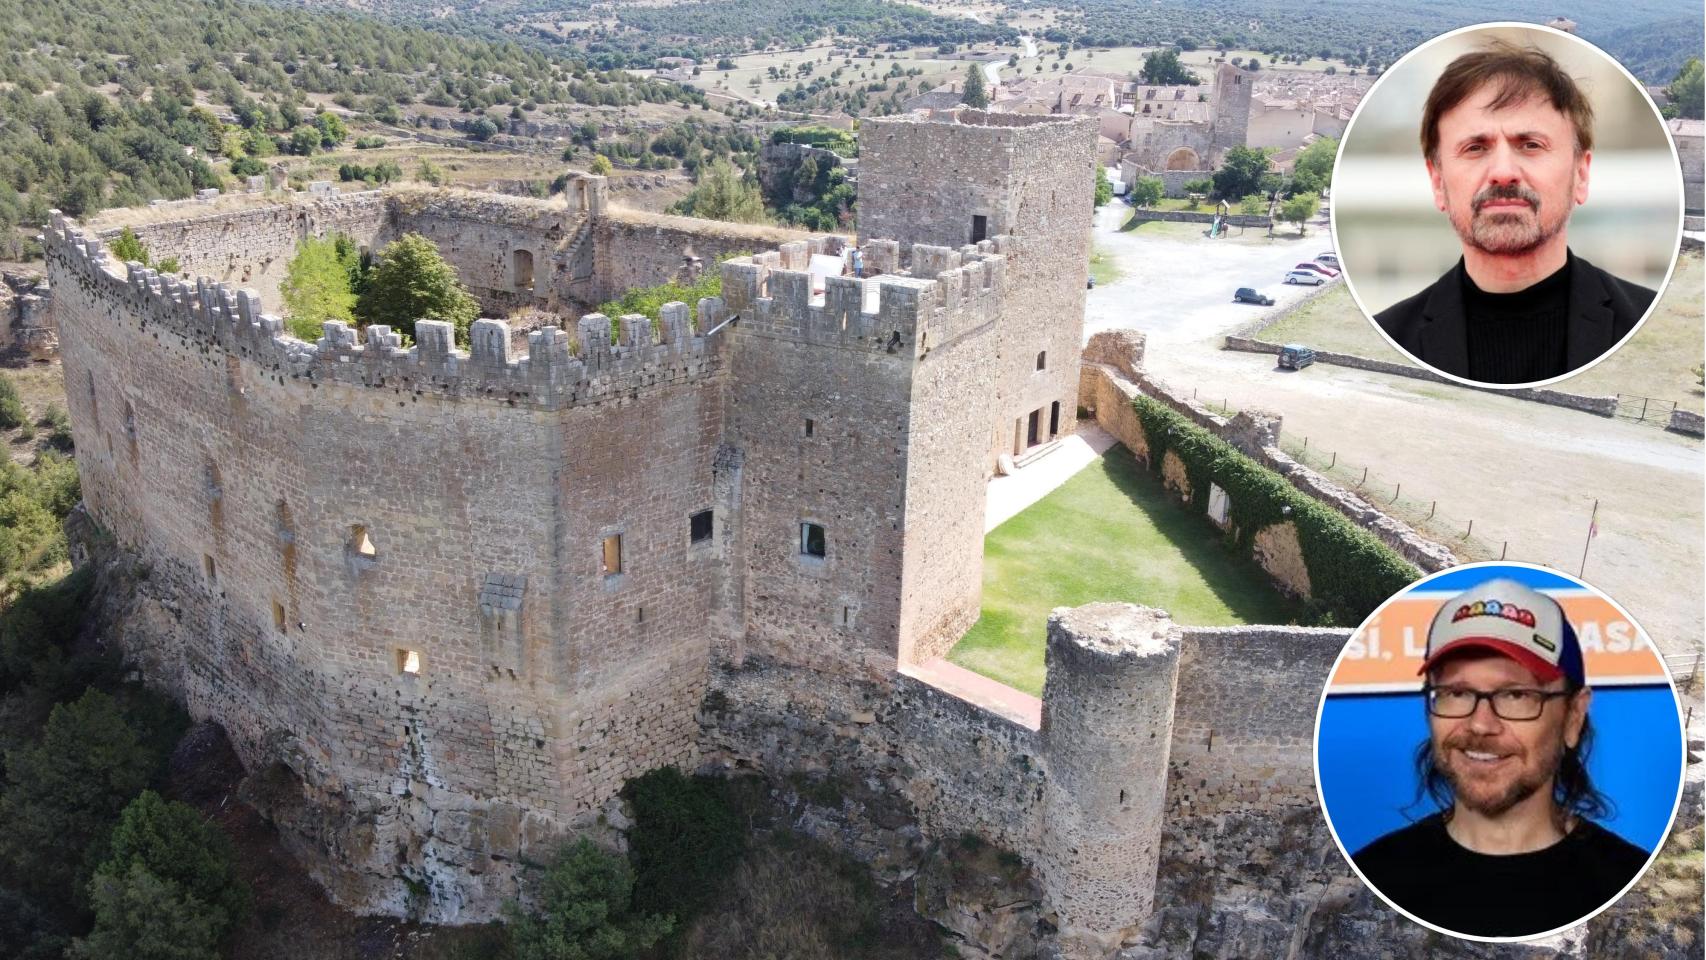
[1166,625,1350,817]
[858,111,1095,469]
[48,214,724,922]
[120,191,394,314]
[590,212,814,311]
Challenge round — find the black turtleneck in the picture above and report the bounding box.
[1462,257,1572,384]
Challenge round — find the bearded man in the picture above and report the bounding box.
[1373,42,1656,385]
[1351,578,1650,937]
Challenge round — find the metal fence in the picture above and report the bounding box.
[1614,394,1678,426]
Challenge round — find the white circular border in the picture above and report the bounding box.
[1310,559,1689,943]
[1327,21,1688,392]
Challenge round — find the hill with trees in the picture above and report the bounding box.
[0,0,700,255]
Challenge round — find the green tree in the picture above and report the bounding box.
[1140,48,1197,86]
[1666,57,1703,120]
[280,235,359,340]
[94,791,248,932]
[590,154,614,176]
[71,862,223,960]
[623,768,744,924]
[961,63,988,108]
[354,234,478,343]
[1239,193,1266,216]
[504,838,672,960]
[1130,176,1164,208]
[313,112,348,147]
[288,125,320,156]
[1093,164,1113,208]
[667,160,769,225]
[0,689,160,903]
[415,159,446,186]
[1291,136,1338,195]
[1279,191,1320,234]
[468,117,501,142]
[1211,146,1272,201]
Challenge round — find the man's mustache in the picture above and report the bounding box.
[1473,185,1542,213]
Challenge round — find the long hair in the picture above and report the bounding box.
[1407,689,1613,825]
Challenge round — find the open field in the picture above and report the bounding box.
[1260,249,1706,410]
[947,444,1300,695]
[692,43,994,104]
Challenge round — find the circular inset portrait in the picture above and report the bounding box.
[1314,563,1686,941]
[1331,23,1684,389]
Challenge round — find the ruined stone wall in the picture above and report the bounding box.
[1166,625,1349,816]
[47,214,725,922]
[1,271,55,358]
[117,192,394,314]
[390,191,569,315]
[589,212,812,311]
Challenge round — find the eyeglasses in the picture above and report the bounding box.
[1424,685,1572,721]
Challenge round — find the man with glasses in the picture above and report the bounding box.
[1351,578,1650,936]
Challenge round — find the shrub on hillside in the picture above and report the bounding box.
[504,837,672,960]
[0,374,27,429]
[622,768,745,927]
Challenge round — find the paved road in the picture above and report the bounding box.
[1085,204,1706,657]
[1086,202,1338,345]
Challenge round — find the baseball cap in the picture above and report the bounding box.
[1418,578,1585,687]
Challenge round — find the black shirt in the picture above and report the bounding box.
[1462,257,1572,385]
[1352,813,1650,937]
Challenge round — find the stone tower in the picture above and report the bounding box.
[1211,62,1254,160]
[1038,603,1181,956]
[857,110,1097,472]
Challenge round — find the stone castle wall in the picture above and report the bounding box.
[48,213,731,920]
[589,212,813,310]
[1167,624,1350,816]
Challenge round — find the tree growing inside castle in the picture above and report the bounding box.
[961,63,989,109]
[354,234,479,344]
[668,160,770,225]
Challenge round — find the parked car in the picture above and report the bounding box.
[1315,252,1340,268]
[1233,287,1275,306]
[1278,343,1317,370]
[1294,261,1340,277]
[1284,271,1327,286]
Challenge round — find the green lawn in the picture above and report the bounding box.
[946,445,1301,695]
[1088,242,1122,286]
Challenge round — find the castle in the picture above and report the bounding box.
[46,110,1347,958]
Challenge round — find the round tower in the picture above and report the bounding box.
[1038,602,1181,955]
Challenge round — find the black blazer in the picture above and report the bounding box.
[1373,252,1656,382]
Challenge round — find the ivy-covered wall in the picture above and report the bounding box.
[1131,395,1420,625]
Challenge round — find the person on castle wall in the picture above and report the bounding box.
[1350,578,1650,938]
[1373,42,1656,386]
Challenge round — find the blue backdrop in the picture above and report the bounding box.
[1320,563,1684,855]
[1321,691,1683,852]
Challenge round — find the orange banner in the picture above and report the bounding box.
[1329,590,1667,693]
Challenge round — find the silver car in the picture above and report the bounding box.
[1284,270,1326,286]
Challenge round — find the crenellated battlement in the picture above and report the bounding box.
[43,209,721,411]
[719,233,1008,357]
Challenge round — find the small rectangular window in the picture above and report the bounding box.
[801,522,826,558]
[1036,351,1047,371]
[804,418,815,437]
[272,601,286,633]
[602,534,623,575]
[398,649,422,675]
[203,554,216,582]
[690,510,714,544]
[971,214,988,244]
